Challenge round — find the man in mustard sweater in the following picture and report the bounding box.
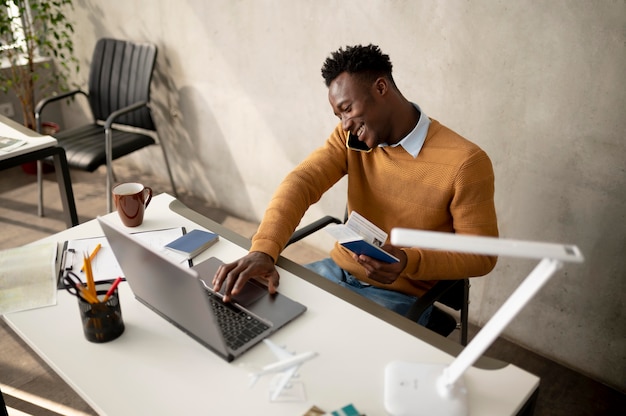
[213,44,498,325]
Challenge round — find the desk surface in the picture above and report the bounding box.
[3,194,539,415]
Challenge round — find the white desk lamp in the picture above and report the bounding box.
[385,229,584,416]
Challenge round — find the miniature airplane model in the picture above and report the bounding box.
[249,339,318,401]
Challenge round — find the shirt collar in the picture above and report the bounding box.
[380,103,430,158]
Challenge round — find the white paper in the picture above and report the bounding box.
[0,242,57,314]
[325,223,363,243]
[60,228,188,281]
[0,136,27,153]
[341,211,388,247]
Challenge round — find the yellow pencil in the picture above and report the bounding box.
[78,285,99,304]
[83,255,97,299]
[80,243,101,272]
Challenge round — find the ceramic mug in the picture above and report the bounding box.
[112,183,152,227]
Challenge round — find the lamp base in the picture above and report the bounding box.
[384,361,468,416]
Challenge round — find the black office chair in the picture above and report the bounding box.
[35,38,177,214]
[287,212,469,345]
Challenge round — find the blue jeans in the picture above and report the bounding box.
[304,258,432,326]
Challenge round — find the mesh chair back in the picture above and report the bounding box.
[88,38,157,130]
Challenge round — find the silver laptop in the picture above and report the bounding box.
[98,217,306,362]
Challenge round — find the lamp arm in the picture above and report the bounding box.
[439,257,562,388]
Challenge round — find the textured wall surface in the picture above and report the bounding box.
[60,1,625,390]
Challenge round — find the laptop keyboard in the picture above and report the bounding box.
[206,291,271,351]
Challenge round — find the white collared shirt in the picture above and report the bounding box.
[379,103,430,158]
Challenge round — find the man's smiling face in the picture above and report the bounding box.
[328,72,390,149]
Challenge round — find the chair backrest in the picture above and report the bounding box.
[88,38,157,130]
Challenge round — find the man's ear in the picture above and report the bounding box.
[373,77,389,96]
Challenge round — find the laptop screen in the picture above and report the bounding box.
[98,217,231,358]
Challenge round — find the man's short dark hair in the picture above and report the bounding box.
[321,44,395,88]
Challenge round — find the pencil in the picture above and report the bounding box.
[81,243,101,272]
[83,254,97,299]
[78,285,99,304]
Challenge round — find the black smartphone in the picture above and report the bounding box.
[347,132,372,152]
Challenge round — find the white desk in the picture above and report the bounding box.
[0,115,78,227]
[3,194,539,415]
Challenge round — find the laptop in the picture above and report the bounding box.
[97,217,307,362]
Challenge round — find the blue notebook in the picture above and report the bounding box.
[165,229,219,259]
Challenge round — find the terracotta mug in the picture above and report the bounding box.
[112,183,152,227]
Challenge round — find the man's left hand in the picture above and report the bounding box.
[353,244,407,284]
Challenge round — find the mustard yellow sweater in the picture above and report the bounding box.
[250,119,498,298]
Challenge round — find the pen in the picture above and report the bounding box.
[81,243,101,272]
[102,277,123,302]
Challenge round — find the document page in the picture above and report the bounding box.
[324,212,399,263]
[0,242,57,314]
[344,211,388,247]
[0,136,27,153]
[59,228,187,284]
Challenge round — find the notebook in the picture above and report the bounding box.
[164,229,219,259]
[97,217,307,362]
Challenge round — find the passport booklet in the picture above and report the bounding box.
[325,212,399,263]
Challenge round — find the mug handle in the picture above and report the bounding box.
[144,187,153,208]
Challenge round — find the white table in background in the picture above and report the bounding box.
[0,115,78,227]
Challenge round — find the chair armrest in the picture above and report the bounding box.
[405,279,463,322]
[287,215,343,246]
[104,101,149,130]
[35,89,88,132]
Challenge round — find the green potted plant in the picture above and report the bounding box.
[0,0,79,131]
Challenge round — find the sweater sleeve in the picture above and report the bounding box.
[250,128,348,262]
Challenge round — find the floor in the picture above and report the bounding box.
[1,163,624,415]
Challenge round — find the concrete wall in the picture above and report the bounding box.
[62,1,625,390]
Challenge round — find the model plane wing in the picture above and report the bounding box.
[248,339,318,401]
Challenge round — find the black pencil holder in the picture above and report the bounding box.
[77,281,125,343]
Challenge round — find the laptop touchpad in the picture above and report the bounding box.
[193,257,268,307]
[229,280,267,307]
